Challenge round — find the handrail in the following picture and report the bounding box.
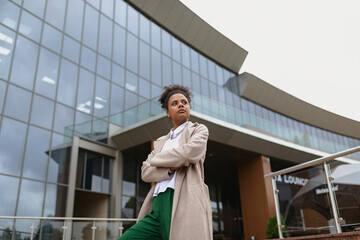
[264,146,360,178]
[0,216,137,221]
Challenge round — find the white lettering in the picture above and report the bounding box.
[277,175,309,186]
[315,185,339,195]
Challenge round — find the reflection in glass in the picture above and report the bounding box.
[151,22,161,50]
[48,133,71,184]
[161,30,171,56]
[113,24,126,66]
[127,5,138,36]
[94,77,110,118]
[139,41,150,79]
[112,63,125,86]
[99,15,113,58]
[101,0,114,18]
[10,35,39,90]
[83,4,99,50]
[81,46,96,71]
[182,67,191,89]
[44,184,67,217]
[172,37,181,63]
[75,110,92,138]
[0,80,5,113]
[151,48,161,83]
[62,36,80,63]
[0,117,27,176]
[30,94,55,130]
[110,84,124,125]
[77,68,95,114]
[0,1,20,30]
[42,24,62,53]
[35,48,59,99]
[0,175,19,216]
[92,118,108,142]
[87,0,100,9]
[65,0,84,41]
[14,219,41,240]
[139,15,150,43]
[45,0,66,30]
[172,62,181,84]
[125,70,137,93]
[0,25,15,80]
[17,179,45,216]
[39,220,64,240]
[151,84,161,99]
[190,49,199,73]
[181,43,190,69]
[19,10,42,42]
[126,33,138,72]
[124,90,137,110]
[139,78,150,99]
[23,0,45,18]
[57,59,78,107]
[114,0,127,27]
[53,103,75,135]
[23,126,51,181]
[4,84,32,121]
[162,55,171,86]
[97,55,111,79]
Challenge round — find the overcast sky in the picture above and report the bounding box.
[181,0,360,122]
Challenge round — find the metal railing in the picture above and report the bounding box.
[0,216,137,240]
[264,146,360,238]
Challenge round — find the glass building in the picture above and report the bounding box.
[0,0,360,239]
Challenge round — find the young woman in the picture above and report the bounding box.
[118,85,212,240]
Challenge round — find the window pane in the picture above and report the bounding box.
[208,60,216,83]
[81,46,96,71]
[151,84,161,99]
[57,59,78,107]
[53,103,75,135]
[162,55,171,86]
[182,67,191,89]
[151,48,161,84]
[124,90,137,110]
[127,5,138,36]
[114,0,126,27]
[17,179,44,216]
[23,0,45,18]
[199,55,208,78]
[113,25,126,66]
[0,1,20,30]
[0,80,5,113]
[181,43,190,68]
[103,157,111,193]
[125,70,137,93]
[10,35,39,90]
[35,48,59,99]
[30,94,55,130]
[112,63,125,86]
[101,0,113,18]
[87,0,100,9]
[0,25,16,80]
[172,37,181,63]
[151,22,161,50]
[190,49,199,73]
[110,83,124,115]
[62,36,80,63]
[97,55,111,79]
[42,24,62,53]
[0,117,27,176]
[209,82,218,101]
[65,0,84,41]
[216,65,224,86]
[99,15,113,58]
[44,184,67,217]
[48,133,71,184]
[139,41,150,79]
[75,110,92,137]
[0,175,19,216]
[161,30,171,56]
[92,118,108,142]
[4,84,32,121]
[139,78,150,99]
[139,15,150,43]
[85,152,102,192]
[94,77,110,118]
[126,33,138,72]
[83,4,99,50]
[172,61,181,84]
[77,68,95,114]
[19,10,42,42]
[45,0,66,30]
[22,126,51,181]
[191,73,200,94]
[201,77,209,98]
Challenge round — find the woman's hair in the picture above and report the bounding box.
[158,84,192,110]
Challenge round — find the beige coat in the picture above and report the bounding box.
[138,121,213,240]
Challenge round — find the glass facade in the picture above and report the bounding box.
[0,0,359,237]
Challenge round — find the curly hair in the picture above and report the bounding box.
[158,84,192,110]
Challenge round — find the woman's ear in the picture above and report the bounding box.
[166,110,170,118]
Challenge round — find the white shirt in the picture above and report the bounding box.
[153,121,188,197]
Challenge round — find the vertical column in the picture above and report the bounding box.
[111,149,123,218]
[238,155,275,240]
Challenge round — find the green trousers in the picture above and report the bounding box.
[118,188,174,240]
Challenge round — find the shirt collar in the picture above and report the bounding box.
[170,121,188,139]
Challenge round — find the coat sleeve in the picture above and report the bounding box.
[148,124,209,168]
[141,148,173,183]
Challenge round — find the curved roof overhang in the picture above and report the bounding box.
[111,111,358,164]
[126,0,247,73]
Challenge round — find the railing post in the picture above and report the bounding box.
[323,162,342,233]
[62,221,68,240]
[272,177,284,239]
[119,222,124,236]
[30,220,35,240]
[91,221,97,240]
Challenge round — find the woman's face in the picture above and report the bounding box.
[167,93,190,128]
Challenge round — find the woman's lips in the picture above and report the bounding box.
[178,109,186,113]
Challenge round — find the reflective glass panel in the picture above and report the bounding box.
[92,118,108,142]
[0,80,5,113]
[83,4,99,50]
[151,22,161,50]
[77,68,95,114]
[75,110,92,138]
[208,60,217,83]
[125,70,137,93]
[22,126,51,181]
[199,55,208,78]
[0,117,27,176]
[53,103,75,135]
[139,78,150,99]
[97,55,111,80]
[62,35,80,63]
[182,67,191,89]
[99,14,113,58]
[30,94,55,130]
[172,37,181,63]
[57,59,78,107]
[0,1,20,30]
[0,175,19,216]
[4,84,31,121]
[94,77,110,118]
[35,47,59,99]
[81,46,96,71]
[65,0,84,41]
[191,73,200,94]
[42,23,62,53]
[139,15,150,43]
[126,33,138,72]
[0,25,15,80]
[151,84,161,99]
[112,63,125,86]
[124,90,137,110]
[139,41,150,79]
[151,48,161,84]
[45,0,66,30]
[87,0,100,9]
[172,61,181,84]
[101,0,114,18]
[44,184,67,217]
[110,84,124,122]
[48,133,71,184]
[113,24,126,66]
[114,0,126,27]
[127,5,138,36]
[10,35,39,90]
[23,0,45,18]
[17,179,44,216]
[216,65,224,86]
[190,49,199,73]
[162,55,171,86]
[162,30,171,56]
[201,77,210,98]
[19,10,42,42]
[181,43,190,68]
[85,152,102,192]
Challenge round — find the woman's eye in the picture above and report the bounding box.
[172,102,177,106]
